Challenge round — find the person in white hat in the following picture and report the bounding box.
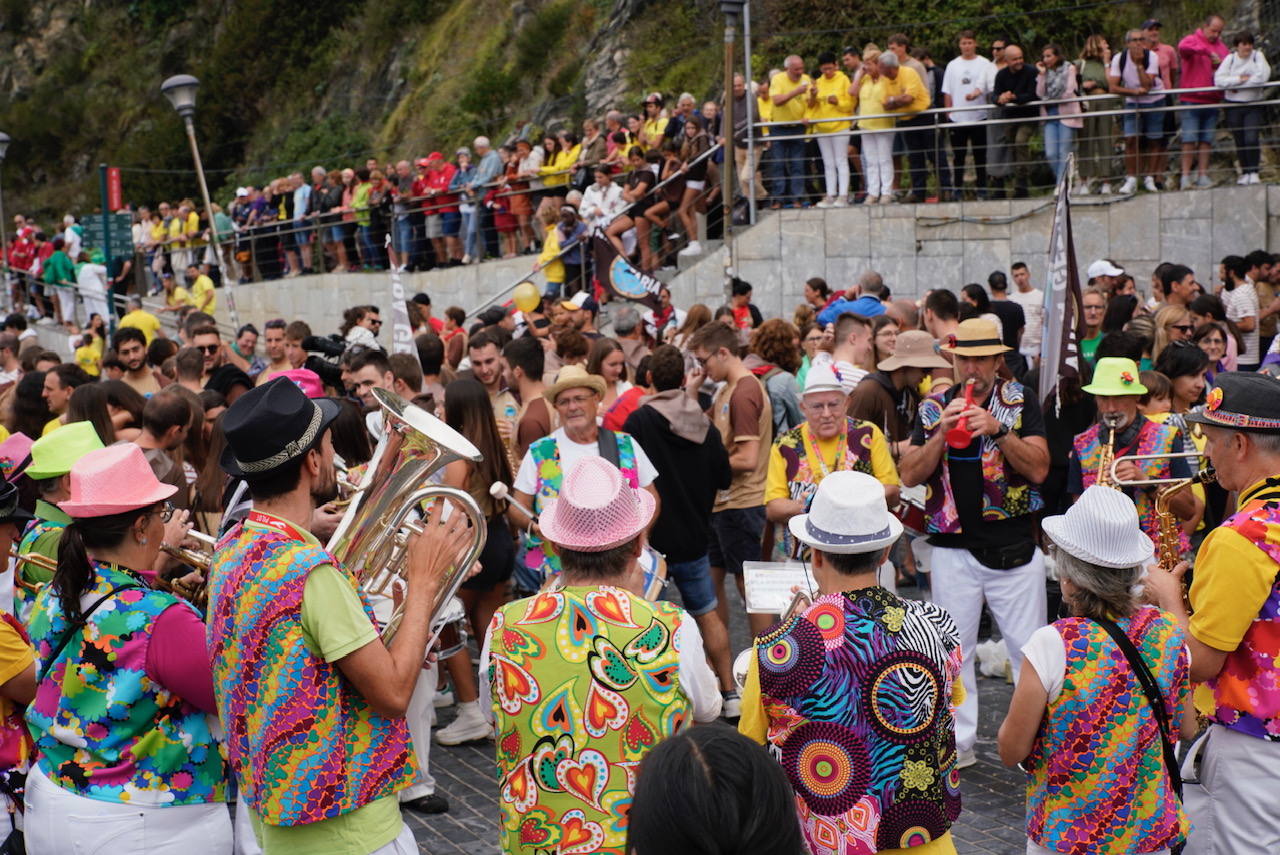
[739,470,964,855]
[480,456,721,855]
[998,485,1194,855]
[764,361,900,570]
[899,316,1050,769]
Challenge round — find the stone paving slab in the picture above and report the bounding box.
[414,583,1029,854]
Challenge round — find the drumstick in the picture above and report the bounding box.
[490,482,539,523]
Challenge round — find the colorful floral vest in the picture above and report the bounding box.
[25,561,227,806]
[489,587,689,855]
[521,433,640,584]
[15,503,69,625]
[207,521,416,826]
[917,378,1042,533]
[770,418,878,561]
[1198,478,1280,740]
[756,587,964,855]
[1074,418,1189,554]
[1024,607,1188,853]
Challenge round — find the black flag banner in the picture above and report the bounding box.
[1039,156,1086,413]
[592,231,662,310]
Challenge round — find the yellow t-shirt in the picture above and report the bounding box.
[538,223,564,284]
[755,95,772,135]
[75,344,101,377]
[119,309,163,343]
[183,211,202,247]
[149,221,167,246]
[640,117,668,151]
[856,74,895,130]
[41,417,61,437]
[768,71,813,124]
[166,286,195,310]
[888,66,931,118]
[190,274,216,314]
[764,423,900,505]
[166,217,184,248]
[806,71,855,133]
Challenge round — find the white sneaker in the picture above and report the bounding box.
[433,686,455,709]
[832,198,848,208]
[461,254,472,265]
[1118,176,1137,195]
[1099,182,1112,195]
[1143,176,1159,193]
[1072,179,1092,197]
[434,700,492,745]
[721,689,742,720]
[816,197,834,209]
[678,240,703,256]
[1249,172,1261,184]
[878,194,894,204]
[1237,173,1250,185]
[956,748,978,769]
[1195,174,1214,188]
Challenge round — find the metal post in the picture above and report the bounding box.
[0,171,7,311]
[182,115,238,327]
[743,0,757,226]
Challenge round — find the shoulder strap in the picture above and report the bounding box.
[1093,616,1183,799]
[596,429,621,467]
[37,584,142,684]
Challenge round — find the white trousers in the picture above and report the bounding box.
[928,545,1046,753]
[400,659,440,802]
[860,131,896,197]
[1184,724,1280,854]
[816,131,851,199]
[24,763,233,855]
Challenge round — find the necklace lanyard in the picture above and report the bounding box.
[247,510,308,541]
[804,421,847,480]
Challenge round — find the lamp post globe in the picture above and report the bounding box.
[160,74,200,120]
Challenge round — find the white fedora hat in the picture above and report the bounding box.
[789,470,902,555]
[1041,485,1154,569]
[802,362,848,396]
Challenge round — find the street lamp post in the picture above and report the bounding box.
[0,132,10,307]
[161,74,239,327]
[720,0,745,301]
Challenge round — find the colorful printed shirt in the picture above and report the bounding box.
[1022,608,1189,854]
[482,587,698,855]
[207,511,416,826]
[764,418,899,561]
[15,500,69,625]
[1188,476,1280,739]
[25,561,226,806]
[0,614,33,804]
[740,587,964,855]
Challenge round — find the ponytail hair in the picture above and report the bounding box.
[53,505,155,622]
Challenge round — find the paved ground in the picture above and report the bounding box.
[412,580,1030,854]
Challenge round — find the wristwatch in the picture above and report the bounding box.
[992,423,1010,442]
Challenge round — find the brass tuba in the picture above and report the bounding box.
[327,388,488,643]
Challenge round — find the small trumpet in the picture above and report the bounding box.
[160,529,217,571]
[1107,452,1213,488]
[490,482,538,523]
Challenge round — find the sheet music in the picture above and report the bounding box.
[743,561,816,614]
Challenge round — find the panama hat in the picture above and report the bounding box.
[1042,484,1154,569]
[878,330,951,371]
[937,318,1010,357]
[543,365,607,406]
[60,444,178,518]
[802,362,847,396]
[539,456,656,552]
[26,421,105,480]
[789,470,903,555]
[1081,357,1147,397]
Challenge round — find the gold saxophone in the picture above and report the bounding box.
[1094,413,1123,489]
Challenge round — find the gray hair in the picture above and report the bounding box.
[565,189,584,207]
[859,270,886,296]
[878,51,900,69]
[678,92,695,106]
[473,136,491,150]
[1053,549,1142,621]
[613,305,641,336]
[606,110,623,124]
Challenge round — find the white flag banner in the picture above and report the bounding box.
[385,236,419,364]
[1039,157,1083,411]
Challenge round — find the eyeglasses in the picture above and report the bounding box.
[805,400,845,413]
[152,501,175,523]
[368,319,383,327]
[1083,305,1105,312]
[196,344,220,354]
[555,394,596,408]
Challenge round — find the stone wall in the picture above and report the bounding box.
[671,184,1276,321]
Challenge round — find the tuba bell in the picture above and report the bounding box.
[327,388,488,643]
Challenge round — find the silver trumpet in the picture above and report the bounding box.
[327,388,488,643]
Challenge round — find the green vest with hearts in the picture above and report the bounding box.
[488,586,689,855]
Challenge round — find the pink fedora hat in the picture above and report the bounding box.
[0,432,34,482]
[60,444,178,518]
[277,368,326,399]
[539,456,656,552]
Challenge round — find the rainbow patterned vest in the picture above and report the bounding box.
[26,561,227,806]
[207,521,416,826]
[489,586,688,855]
[1073,418,1187,553]
[917,378,1042,533]
[1024,607,1188,854]
[1198,478,1280,740]
[522,432,640,583]
[770,418,878,561]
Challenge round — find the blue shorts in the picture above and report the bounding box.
[665,554,718,616]
[441,211,462,237]
[1180,104,1220,144]
[327,224,347,243]
[1123,103,1164,140]
[392,217,415,252]
[707,506,766,576]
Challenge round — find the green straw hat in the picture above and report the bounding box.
[1081,357,1148,397]
[26,422,105,480]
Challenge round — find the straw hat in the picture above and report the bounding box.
[789,470,903,555]
[937,318,1010,357]
[539,456,656,552]
[543,365,607,406]
[26,422,105,480]
[877,330,951,371]
[1042,485,1154,569]
[1081,358,1147,397]
[60,444,178,518]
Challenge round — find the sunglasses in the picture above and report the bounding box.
[1169,324,1194,334]
[197,344,220,354]
[368,319,383,326]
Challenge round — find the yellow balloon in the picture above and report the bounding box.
[513,281,541,313]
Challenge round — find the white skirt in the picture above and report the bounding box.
[24,764,233,855]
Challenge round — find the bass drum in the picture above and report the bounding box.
[893,484,927,537]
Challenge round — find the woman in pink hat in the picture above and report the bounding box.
[23,443,232,853]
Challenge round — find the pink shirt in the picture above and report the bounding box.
[1178,29,1229,103]
[1153,42,1178,89]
